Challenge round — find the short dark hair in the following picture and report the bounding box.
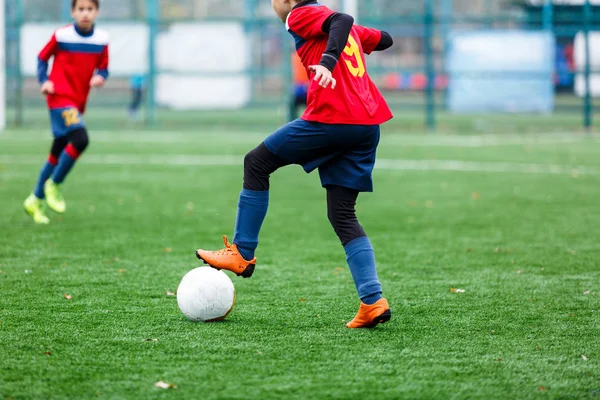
[72,0,99,9]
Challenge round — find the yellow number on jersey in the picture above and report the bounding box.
[343,34,366,78]
[62,108,80,127]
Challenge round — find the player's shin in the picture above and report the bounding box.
[344,236,383,305]
[232,189,269,261]
[33,155,58,199]
[327,185,383,304]
[52,128,89,184]
[232,144,285,260]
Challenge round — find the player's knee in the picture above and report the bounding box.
[70,128,89,153]
[244,146,269,191]
[54,136,69,148]
[244,143,281,176]
[243,143,284,191]
[51,136,69,158]
[244,149,259,174]
[244,146,268,175]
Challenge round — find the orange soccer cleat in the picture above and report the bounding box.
[346,298,391,329]
[195,236,256,278]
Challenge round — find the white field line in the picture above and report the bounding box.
[0,154,241,166]
[382,134,600,148]
[1,154,598,175]
[2,131,599,147]
[374,159,599,175]
[0,131,265,145]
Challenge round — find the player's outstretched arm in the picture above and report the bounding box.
[91,44,110,88]
[97,45,110,81]
[37,59,51,86]
[37,33,58,93]
[318,13,354,73]
[354,25,394,54]
[374,31,394,52]
[307,13,354,89]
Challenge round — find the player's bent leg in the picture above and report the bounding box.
[31,136,68,201]
[242,142,286,191]
[326,185,390,328]
[53,127,89,185]
[25,134,71,223]
[197,120,330,277]
[47,128,89,214]
[234,144,286,258]
[196,143,287,278]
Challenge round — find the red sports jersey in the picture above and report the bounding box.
[38,24,109,113]
[286,4,392,125]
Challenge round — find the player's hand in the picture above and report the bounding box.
[40,81,55,95]
[309,65,336,89]
[90,75,105,88]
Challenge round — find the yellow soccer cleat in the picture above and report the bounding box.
[23,194,50,225]
[44,180,66,214]
[346,298,391,329]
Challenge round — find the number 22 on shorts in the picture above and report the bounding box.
[62,108,81,127]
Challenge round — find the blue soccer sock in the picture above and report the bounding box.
[344,236,383,305]
[233,189,269,261]
[33,155,59,199]
[52,144,80,184]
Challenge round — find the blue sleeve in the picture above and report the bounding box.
[37,57,49,84]
[97,69,109,80]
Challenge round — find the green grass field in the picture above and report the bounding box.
[1,112,600,399]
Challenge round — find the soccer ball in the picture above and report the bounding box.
[176,267,236,322]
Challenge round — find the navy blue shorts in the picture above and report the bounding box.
[264,119,380,192]
[49,107,85,138]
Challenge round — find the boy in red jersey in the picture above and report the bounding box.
[195,0,394,328]
[24,0,109,224]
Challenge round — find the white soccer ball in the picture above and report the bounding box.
[177,267,236,322]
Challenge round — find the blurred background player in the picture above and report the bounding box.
[128,74,145,121]
[289,52,309,121]
[23,0,109,224]
[195,0,394,329]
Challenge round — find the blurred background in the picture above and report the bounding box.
[3,0,600,133]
